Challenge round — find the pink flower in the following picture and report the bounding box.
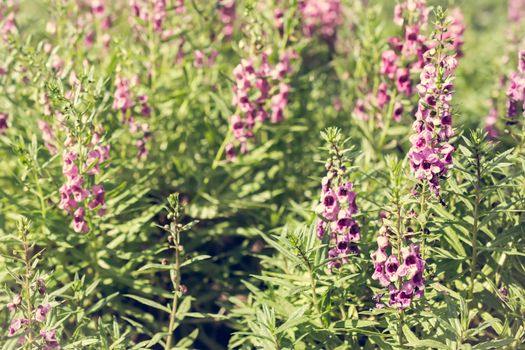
[7,293,22,312]
[393,101,403,122]
[321,189,340,220]
[372,264,390,287]
[91,0,105,17]
[443,8,465,57]
[59,185,77,212]
[397,245,424,279]
[88,185,106,215]
[194,50,205,68]
[316,220,326,239]
[377,234,389,250]
[408,50,456,197]
[8,318,28,336]
[227,50,295,158]
[299,0,342,43]
[396,281,415,309]
[316,151,361,270]
[112,77,133,112]
[219,0,236,39]
[225,143,236,161]
[395,68,412,96]
[376,82,390,109]
[380,50,398,79]
[371,248,388,265]
[72,207,89,233]
[35,303,52,322]
[40,329,60,349]
[353,99,368,121]
[384,255,400,282]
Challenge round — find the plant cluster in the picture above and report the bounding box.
[0,0,524,349]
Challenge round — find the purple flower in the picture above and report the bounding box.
[408,48,457,197]
[227,51,295,158]
[7,293,22,312]
[316,220,326,240]
[37,278,47,295]
[380,50,398,79]
[72,207,89,234]
[299,0,342,43]
[40,329,60,349]
[384,255,399,282]
[219,0,236,39]
[59,185,77,212]
[370,226,426,309]
[35,303,52,322]
[396,281,415,309]
[0,112,10,133]
[316,137,361,270]
[395,68,412,96]
[321,189,340,221]
[8,318,28,336]
[88,185,106,216]
[397,245,424,279]
[377,82,391,109]
[372,263,390,287]
[393,101,403,122]
[112,76,133,112]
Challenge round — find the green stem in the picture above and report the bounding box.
[469,150,482,299]
[165,230,181,350]
[308,266,320,316]
[22,231,34,347]
[398,310,404,346]
[33,169,47,220]
[395,193,404,346]
[420,183,427,260]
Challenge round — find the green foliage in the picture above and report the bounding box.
[0,0,524,349]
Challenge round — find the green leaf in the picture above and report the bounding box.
[124,294,170,313]
[174,328,199,349]
[276,305,308,334]
[472,339,515,349]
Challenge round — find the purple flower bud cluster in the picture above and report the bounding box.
[218,0,235,40]
[352,1,430,125]
[59,134,109,233]
[70,0,113,50]
[41,330,60,350]
[352,84,404,125]
[193,49,218,68]
[371,225,425,309]
[225,51,296,160]
[0,112,8,133]
[382,0,430,95]
[113,75,152,159]
[377,2,464,125]
[442,8,465,58]
[6,277,59,348]
[506,50,525,119]
[130,0,168,34]
[315,152,360,271]
[9,307,59,348]
[408,54,457,197]
[299,0,342,44]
